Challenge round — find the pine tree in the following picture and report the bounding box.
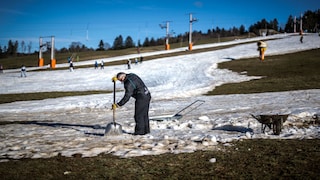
[124,36,135,48]
[112,35,124,50]
[143,37,150,47]
[98,40,104,51]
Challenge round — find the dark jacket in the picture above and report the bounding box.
[117,73,150,106]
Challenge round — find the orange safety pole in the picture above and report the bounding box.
[50,59,56,68]
[39,37,43,67]
[165,44,170,50]
[50,36,56,68]
[188,43,193,51]
[38,58,44,66]
[257,41,267,61]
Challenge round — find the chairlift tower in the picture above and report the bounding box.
[160,21,171,50]
[294,16,296,33]
[188,13,198,51]
[39,36,56,68]
[300,13,303,33]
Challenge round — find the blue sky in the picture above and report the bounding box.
[0,0,319,52]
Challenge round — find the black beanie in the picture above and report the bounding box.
[116,72,126,79]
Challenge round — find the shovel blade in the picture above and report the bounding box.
[105,122,123,136]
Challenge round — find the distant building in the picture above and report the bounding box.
[258,29,278,36]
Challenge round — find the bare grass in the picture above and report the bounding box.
[0,42,319,179]
[0,91,110,104]
[0,34,255,69]
[0,139,319,179]
[207,48,320,95]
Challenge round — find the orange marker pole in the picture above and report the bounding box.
[165,44,170,50]
[50,36,56,68]
[50,59,56,68]
[188,43,193,51]
[38,58,44,66]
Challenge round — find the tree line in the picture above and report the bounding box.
[1,9,319,58]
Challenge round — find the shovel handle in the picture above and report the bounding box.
[113,80,116,125]
[113,81,116,104]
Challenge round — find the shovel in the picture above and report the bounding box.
[105,79,123,136]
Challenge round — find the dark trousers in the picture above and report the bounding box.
[134,95,151,135]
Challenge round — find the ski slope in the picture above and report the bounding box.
[0,33,319,161]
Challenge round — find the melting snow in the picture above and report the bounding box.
[0,33,319,161]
